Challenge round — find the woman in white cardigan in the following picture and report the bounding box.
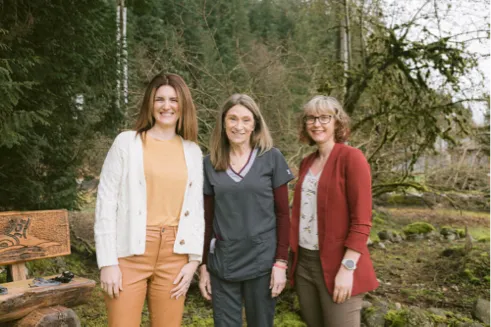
[94,73,204,327]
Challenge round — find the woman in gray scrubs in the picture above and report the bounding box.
[198,94,293,327]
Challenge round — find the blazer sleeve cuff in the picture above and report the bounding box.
[188,253,202,263]
[344,235,368,255]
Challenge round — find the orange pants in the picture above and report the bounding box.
[105,226,188,327]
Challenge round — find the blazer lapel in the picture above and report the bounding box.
[317,143,341,244]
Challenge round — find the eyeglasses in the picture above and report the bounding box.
[304,115,332,125]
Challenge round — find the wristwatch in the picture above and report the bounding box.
[341,259,357,271]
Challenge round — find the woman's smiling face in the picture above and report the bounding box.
[224,104,255,146]
[153,85,179,128]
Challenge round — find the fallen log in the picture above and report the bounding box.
[0,276,95,323]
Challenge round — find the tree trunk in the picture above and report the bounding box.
[339,0,351,101]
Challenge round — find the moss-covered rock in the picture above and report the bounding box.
[362,299,389,327]
[477,236,490,243]
[403,222,436,236]
[385,308,434,327]
[473,297,490,325]
[440,226,457,236]
[456,228,466,238]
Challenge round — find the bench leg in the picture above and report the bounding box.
[12,305,81,327]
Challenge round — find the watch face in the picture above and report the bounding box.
[344,259,355,269]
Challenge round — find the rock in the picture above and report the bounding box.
[440,226,456,236]
[378,230,390,241]
[379,230,404,243]
[378,242,386,250]
[455,322,485,327]
[385,307,434,327]
[428,307,447,317]
[456,228,466,238]
[367,238,374,246]
[403,222,436,238]
[426,230,440,240]
[405,307,435,327]
[473,297,490,325]
[450,285,459,292]
[395,302,401,310]
[390,232,403,243]
[362,299,389,327]
[446,233,457,241]
[362,301,372,309]
[407,233,425,241]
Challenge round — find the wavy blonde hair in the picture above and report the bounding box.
[210,94,273,171]
[299,95,351,145]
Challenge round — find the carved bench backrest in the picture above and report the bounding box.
[0,210,71,267]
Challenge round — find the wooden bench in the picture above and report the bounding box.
[0,210,96,326]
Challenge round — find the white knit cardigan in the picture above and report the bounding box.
[94,131,204,268]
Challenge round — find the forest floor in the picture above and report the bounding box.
[2,205,489,326]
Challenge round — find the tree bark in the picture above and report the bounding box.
[339,0,351,101]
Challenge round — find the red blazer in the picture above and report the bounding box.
[289,143,379,296]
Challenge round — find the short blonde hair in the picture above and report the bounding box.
[299,95,350,145]
[210,94,273,171]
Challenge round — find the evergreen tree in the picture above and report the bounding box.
[0,0,120,210]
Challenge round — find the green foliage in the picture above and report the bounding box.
[456,228,466,238]
[403,222,436,235]
[385,310,409,327]
[477,236,490,243]
[0,0,121,210]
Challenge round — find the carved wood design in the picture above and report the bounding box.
[0,210,70,265]
[0,276,95,323]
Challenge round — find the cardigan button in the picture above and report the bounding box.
[189,181,193,187]
[179,239,185,245]
[184,210,189,217]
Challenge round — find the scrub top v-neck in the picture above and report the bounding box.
[203,147,293,281]
[226,148,258,182]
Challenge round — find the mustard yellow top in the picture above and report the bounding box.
[143,134,187,226]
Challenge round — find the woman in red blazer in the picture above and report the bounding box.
[289,95,378,327]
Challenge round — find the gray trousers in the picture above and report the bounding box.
[210,272,276,327]
[295,247,363,327]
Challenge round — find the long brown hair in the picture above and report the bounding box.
[210,94,273,171]
[134,73,198,142]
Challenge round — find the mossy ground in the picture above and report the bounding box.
[2,206,488,326]
[370,207,490,317]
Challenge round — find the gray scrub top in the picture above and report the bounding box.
[204,147,293,281]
